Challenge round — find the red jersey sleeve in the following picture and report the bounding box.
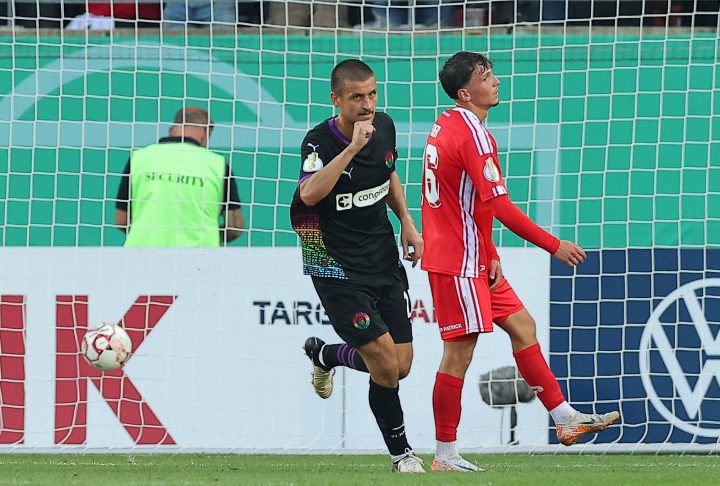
[491,195,561,254]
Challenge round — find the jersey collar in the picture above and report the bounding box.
[328,117,352,145]
[159,136,203,146]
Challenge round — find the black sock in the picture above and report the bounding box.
[321,344,369,372]
[368,378,410,456]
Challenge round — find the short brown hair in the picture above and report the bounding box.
[331,59,375,94]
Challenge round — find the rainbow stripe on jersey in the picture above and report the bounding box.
[290,201,348,279]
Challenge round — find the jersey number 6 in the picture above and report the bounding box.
[423,143,441,208]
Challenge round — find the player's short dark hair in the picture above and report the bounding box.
[173,106,214,132]
[439,51,493,101]
[331,59,375,94]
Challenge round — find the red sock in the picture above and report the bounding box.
[513,343,565,411]
[433,372,464,442]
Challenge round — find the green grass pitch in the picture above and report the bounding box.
[0,454,718,485]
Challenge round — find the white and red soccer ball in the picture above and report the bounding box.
[81,323,133,371]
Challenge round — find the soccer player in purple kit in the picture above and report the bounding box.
[290,59,425,473]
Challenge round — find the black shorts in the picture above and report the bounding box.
[312,265,413,348]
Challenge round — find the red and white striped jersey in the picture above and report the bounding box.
[420,106,508,278]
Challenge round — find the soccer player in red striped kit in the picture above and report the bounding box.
[421,51,620,472]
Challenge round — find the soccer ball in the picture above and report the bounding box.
[81,323,133,371]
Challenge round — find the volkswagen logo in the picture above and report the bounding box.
[639,278,720,437]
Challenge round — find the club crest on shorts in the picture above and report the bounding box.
[352,312,371,330]
[483,156,500,182]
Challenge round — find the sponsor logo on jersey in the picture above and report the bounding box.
[483,156,500,182]
[335,180,390,211]
[352,312,371,330]
[336,193,352,211]
[354,180,390,206]
[430,123,442,138]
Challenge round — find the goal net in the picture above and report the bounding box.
[0,0,719,453]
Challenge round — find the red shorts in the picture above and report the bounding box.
[427,272,525,341]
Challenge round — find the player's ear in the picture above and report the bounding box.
[330,91,340,107]
[457,88,471,102]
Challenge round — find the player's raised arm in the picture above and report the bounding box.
[299,121,374,206]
